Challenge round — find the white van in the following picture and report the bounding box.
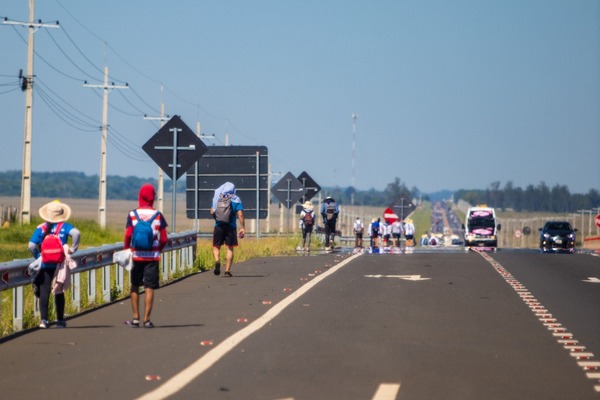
[462,206,501,247]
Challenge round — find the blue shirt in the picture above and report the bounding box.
[29,222,75,269]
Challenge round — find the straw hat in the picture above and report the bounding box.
[39,200,71,223]
[303,200,313,210]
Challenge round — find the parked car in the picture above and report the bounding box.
[539,221,577,253]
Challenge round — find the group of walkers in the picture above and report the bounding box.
[353,217,416,248]
[297,195,417,252]
[298,196,340,252]
[28,181,246,330]
[27,183,416,329]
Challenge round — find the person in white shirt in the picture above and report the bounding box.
[353,217,364,248]
[404,218,415,247]
[391,219,404,247]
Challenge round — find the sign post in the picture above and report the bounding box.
[143,115,207,232]
[272,172,306,231]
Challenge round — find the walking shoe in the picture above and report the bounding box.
[224,271,233,277]
[214,261,221,276]
[39,320,49,329]
[126,319,140,328]
[143,320,154,328]
[56,320,67,328]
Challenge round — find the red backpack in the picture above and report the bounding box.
[41,222,66,264]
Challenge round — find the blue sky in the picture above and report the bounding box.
[1,0,598,195]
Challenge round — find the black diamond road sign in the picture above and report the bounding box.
[142,115,207,180]
[272,172,306,209]
[297,171,320,202]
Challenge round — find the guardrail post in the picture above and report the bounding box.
[102,265,111,302]
[161,253,167,282]
[13,286,23,331]
[88,270,96,305]
[115,264,124,297]
[71,273,81,311]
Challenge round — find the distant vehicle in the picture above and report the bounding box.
[462,206,501,247]
[539,221,576,253]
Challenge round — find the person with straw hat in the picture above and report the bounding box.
[299,200,316,251]
[28,200,80,329]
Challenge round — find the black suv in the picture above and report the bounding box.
[539,221,577,253]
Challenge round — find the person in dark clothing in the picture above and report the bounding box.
[320,196,339,252]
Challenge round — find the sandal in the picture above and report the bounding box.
[144,320,154,328]
[126,319,140,328]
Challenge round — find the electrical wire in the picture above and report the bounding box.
[35,78,100,128]
[46,28,102,82]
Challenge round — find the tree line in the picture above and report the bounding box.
[0,170,169,200]
[1,171,596,212]
[0,171,420,207]
[454,181,599,213]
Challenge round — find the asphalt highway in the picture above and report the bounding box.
[0,247,598,400]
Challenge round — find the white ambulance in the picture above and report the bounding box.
[462,205,501,247]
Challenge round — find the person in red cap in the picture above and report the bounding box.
[123,184,168,328]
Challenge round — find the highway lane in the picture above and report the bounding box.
[0,249,598,399]
[171,250,598,400]
[491,250,600,376]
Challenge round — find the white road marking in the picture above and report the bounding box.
[135,252,363,400]
[582,277,600,283]
[372,383,401,400]
[365,274,430,281]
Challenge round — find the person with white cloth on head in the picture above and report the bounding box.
[210,182,245,277]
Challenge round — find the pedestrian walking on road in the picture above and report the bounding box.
[210,182,245,277]
[369,218,381,248]
[28,200,80,329]
[124,184,168,328]
[320,196,339,252]
[404,218,416,247]
[299,200,315,251]
[382,220,392,247]
[354,217,364,248]
[391,219,403,247]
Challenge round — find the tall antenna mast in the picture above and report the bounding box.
[351,112,357,205]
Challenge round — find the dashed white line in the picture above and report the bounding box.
[372,383,401,400]
[474,250,599,394]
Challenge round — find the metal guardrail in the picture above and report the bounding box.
[0,230,197,333]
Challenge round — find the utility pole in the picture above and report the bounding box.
[84,67,128,228]
[144,86,169,213]
[351,112,357,205]
[3,1,59,224]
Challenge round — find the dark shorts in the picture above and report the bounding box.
[131,260,159,289]
[213,224,238,248]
